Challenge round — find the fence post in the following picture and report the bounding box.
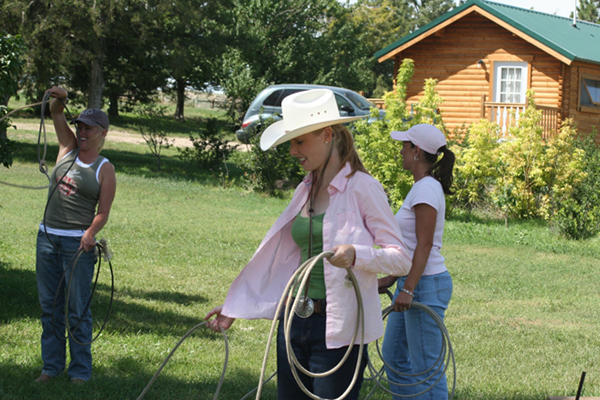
[480,94,486,118]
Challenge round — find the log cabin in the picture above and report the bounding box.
[375,0,600,142]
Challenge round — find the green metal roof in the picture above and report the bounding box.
[375,0,600,65]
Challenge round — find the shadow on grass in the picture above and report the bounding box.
[0,261,211,337]
[0,361,276,400]
[0,261,39,322]
[10,140,246,184]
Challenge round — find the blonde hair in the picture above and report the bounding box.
[330,124,369,177]
[97,127,107,152]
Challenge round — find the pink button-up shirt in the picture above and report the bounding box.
[222,163,411,348]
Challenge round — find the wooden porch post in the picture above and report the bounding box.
[480,94,487,119]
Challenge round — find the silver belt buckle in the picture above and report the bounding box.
[294,297,314,318]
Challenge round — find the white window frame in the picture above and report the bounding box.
[493,61,528,104]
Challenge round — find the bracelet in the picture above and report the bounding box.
[401,288,414,297]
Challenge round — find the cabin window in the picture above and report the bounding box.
[580,76,600,110]
[493,62,528,104]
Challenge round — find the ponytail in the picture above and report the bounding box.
[423,146,455,195]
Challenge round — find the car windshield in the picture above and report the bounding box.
[344,91,373,110]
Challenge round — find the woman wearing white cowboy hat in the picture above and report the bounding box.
[205,89,411,399]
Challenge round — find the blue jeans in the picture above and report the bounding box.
[277,313,368,400]
[382,271,453,400]
[36,230,95,381]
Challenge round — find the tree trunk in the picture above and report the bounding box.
[174,78,186,121]
[88,57,105,109]
[0,94,10,140]
[108,92,119,118]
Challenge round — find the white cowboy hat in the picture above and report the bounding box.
[260,89,367,150]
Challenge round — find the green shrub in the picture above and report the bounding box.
[178,118,236,169]
[450,119,501,215]
[551,131,600,239]
[135,103,173,171]
[354,58,444,210]
[233,117,304,197]
[491,92,547,219]
[538,118,586,220]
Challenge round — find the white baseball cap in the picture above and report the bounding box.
[391,124,446,155]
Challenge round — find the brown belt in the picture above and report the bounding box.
[312,298,326,316]
[291,298,327,316]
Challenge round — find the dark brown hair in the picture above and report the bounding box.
[413,143,455,195]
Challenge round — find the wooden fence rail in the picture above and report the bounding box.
[480,95,560,139]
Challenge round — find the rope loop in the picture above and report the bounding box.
[256,251,365,400]
[39,160,48,174]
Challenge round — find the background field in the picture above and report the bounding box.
[2,112,600,399]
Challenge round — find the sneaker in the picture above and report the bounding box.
[70,378,86,385]
[34,374,52,383]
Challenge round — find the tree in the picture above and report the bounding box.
[577,0,600,23]
[101,0,169,117]
[0,32,26,168]
[4,0,170,113]
[349,0,455,95]
[219,0,379,121]
[156,0,230,121]
[408,0,454,30]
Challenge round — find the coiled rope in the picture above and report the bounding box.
[363,299,456,399]
[52,239,115,346]
[138,252,455,400]
[256,250,365,400]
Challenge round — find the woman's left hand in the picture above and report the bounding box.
[393,291,413,312]
[80,231,96,253]
[327,244,355,269]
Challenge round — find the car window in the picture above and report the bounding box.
[277,89,305,106]
[263,89,305,107]
[344,91,373,110]
[334,94,352,110]
[263,90,284,107]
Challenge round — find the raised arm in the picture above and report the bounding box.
[46,86,77,162]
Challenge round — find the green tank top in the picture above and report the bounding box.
[45,151,106,230]
[291,212,326,299]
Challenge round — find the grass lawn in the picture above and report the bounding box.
[2,118,600,399]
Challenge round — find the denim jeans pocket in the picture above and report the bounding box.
[434,274,453,307]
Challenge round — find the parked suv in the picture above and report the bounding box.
[236,84,384,143]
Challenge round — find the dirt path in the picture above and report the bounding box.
[12,122,244,150]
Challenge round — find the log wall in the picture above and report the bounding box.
[565,62,600,143]
[392,12,564,137]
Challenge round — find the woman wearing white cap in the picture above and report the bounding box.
[205,89,411,399]
[378,124,456,400]
[34,86,116,384]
